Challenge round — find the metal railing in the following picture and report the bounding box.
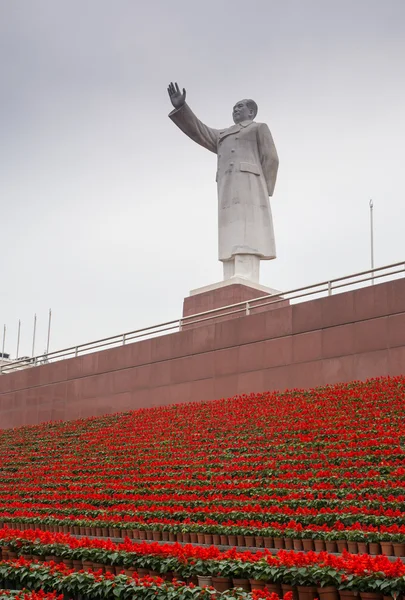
[1,260,404,375]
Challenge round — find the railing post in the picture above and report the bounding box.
[179,319,183,331]
[245,302,250,316]
[74,347,78,358]
[122,333,126,345]
[328,281,332,296]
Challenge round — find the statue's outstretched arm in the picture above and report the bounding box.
[168,82,219,154]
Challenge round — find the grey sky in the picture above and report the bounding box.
[1,0,404,358]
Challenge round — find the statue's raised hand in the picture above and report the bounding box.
[168,82,186,109]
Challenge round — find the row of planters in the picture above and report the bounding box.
[1,554,405,600]
[1,530,405,597]
[3,522,405,558]
[0,558,284,600]
[0,592,62,600]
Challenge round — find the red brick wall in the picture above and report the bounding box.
[1,278,404,429]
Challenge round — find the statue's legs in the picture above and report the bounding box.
[223,254,260,283]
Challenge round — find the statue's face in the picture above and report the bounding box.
[232,100,253,124]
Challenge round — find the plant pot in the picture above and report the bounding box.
[146,530,154,540]
[339,591,359,600]
[105,565,115,574]
[8,551,18,559]
[220,534,228,545]
[360,593,383,600]
[315,540,326,552]
[212,534,220,545]
[249,579,266,591]
[139,530,146,540]
[162,531,170,541]
[63,559,74,569]
[380,542,394,556]
[212,576,232,592]
[273,537,284,549]
[80,527,86,536]
[176,533,184,543]
[347,542,358,554]
[85,528,92,537]
[149,570,160,578]
[237,535,245,546]
[124,567,137,577]
[115,566,124,575]
[357,543,368,555]
[317,586,339,600]
[102,528,109,537]
[190,533,198,544]
[325,541,338,553]
[368,542,381,556]
[233,578,251,591]
[93,562,104,573]
[297,585,319,600]
[393,542,405,557]
[169,533,176,542]
[73,559,83,572]
[82,560,93,572]
[266,583,283,596]
[198,575,213,588]
[197,533,205,544]
[228,535,237,547]
[153,531,162,542]
[255,536,264,548]
[285,538,294,550]
[204,534,213,545]
[137,568,150,576]
[337,540,348,553]
[293,539,303,551]
[245,536,255,547]
[281,583,299,600]
[303,539,315,552]
[45,555,57,562]
[187,576,199,585]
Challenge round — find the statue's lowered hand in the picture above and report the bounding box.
[168,82,186,109]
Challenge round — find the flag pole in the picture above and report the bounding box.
[369,199,374,285]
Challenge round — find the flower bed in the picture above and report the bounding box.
[0,557,285,600]
[1,548,405,600]
[1,377,405,554]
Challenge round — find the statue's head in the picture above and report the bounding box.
[232,99,258,124]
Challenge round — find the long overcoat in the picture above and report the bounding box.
[169,103,279,261]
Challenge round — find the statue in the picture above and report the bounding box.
[167,82,279,284]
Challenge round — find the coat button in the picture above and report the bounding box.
[231,148,235,152]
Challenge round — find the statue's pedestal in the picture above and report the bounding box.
[182,278,289,328]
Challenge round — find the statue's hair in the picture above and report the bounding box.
[245,99,258,119]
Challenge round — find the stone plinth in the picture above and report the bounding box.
[182,278,289,327]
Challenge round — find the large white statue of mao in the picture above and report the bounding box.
[168,82,279,284]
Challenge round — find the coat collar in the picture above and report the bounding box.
[218,120,254,141]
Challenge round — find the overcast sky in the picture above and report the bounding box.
[1,0,404,358]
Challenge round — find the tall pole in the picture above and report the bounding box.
[1,325,5,359]
[32,313,37,358]
[1,325,6,373]
[369,199,374,285]
[46,309,52,355]
[16,319,21,359]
